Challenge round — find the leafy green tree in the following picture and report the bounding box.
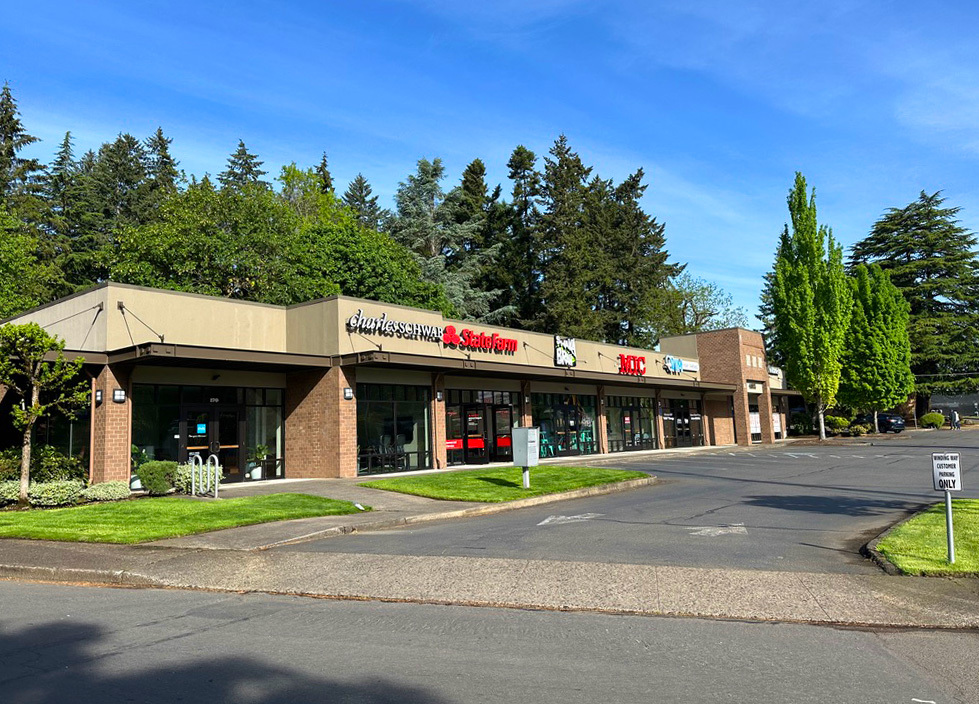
[0,323,87,505]
[657,273,749,337]
[111,179,297,303]
[315,152,333,194]
[850,192,979,404]
[770,173,852,440]
[838,264,914,432]
[342,173,384,230]
[0,207,53,317]
[217,140,267,190]
[0,83,45,219]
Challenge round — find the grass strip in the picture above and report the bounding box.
[876,499,979,575]
[359,465,647,502]
[0,493,367,544]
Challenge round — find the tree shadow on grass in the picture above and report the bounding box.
[743,494,924,517]
[477,477,520,488]
[0,621,451,704]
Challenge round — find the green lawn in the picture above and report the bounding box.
[0,493,368,544]
[876,499,979,575]
[359,465,648,502]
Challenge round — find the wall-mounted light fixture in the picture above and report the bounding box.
[436,391,443,402]
[94,390,103,405]
[112,388,127,404]
[343,387,354,401]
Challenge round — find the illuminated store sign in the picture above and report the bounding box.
[554,336,577,367]
[618,354,646,376]
[663,356,699,375]
[346,309,443,342]
[442,325,518,354]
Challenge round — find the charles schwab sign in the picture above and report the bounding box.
[346,309,443,342]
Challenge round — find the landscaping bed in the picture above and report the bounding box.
[875,499,979,575]
[0,493,368,543]
[359,465,648,502]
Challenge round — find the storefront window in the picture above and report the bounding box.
[531,393,598,457]
[444,389,516,466]
[606,396,656,452]
[357,384,432,475]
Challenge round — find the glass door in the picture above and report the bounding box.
[671,400,693,448]
[180,406,244,482]
[463,404,488,464]
[492,405,513,462]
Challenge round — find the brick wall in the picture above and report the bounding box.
[705,398,735,445]
[285,366,357,478]
[91,364,132,484]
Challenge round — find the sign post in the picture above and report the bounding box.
[512,427,540,489]
[932,452,961,563]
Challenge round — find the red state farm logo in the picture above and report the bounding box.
[442,325,462,346]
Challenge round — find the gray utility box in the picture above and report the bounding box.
[512,427,540,467]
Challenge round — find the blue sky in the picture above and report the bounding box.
[4,1,978,322]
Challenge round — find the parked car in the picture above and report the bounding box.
[857,412,905,433]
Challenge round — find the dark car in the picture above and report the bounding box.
[858,412,905,433]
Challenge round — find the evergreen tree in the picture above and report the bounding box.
[850,192,979,404]
[838,264,914,432]
[342,173,384,230]
[217,140,267,190]
[770,173,852,440]
[0,83,45,218]
[500,145,542,327]
[144,127,180,200]
[315,152,333,194]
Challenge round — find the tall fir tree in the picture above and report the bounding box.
[838,264,914,432]
[770,173,852,440]
[144,127,179,200]
[0,82,45,219]
[342,173,383,230]
[500,145,542,327]
[217,140,267,190]
[849,192,979,406]
[315,152,333,194]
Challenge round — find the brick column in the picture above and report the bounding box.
[285,366,357,478]
[596,385,609,454]
[732,387,751,446]
[758,383,776,443]
[699,393,712,446]
[432,373,446,469]
[654,391,666,449]
[91,364,132,484]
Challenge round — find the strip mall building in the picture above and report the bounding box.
[3,283,796,484]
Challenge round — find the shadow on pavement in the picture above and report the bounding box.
[743,494,925,516]
[0,621,450,704]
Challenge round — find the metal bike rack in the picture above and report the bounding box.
[190,453,221,498]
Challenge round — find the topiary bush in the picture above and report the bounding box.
[28,480,84,507]
[0,480,19,505]
[80,481,131,502]
[849,423,871,436]
[824,415,850,433]
[920,412,946,429]
[136,461,178,495]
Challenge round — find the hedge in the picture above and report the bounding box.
[136,461,178,495]
[80,481,131,502]
[27,480,84,507]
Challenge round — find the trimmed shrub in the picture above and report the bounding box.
[0,446,85,483]
[136,461,178,495]
[920,412,946,429]
[849,423,871,436]
[80,481,131,502]
[824,415,850,432]
[28,480,84,507]
[0,480,19,505]
[173,462,223,494]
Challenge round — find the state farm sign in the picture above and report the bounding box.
[443,325,517,355]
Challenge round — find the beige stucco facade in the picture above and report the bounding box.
[4,283,792,482]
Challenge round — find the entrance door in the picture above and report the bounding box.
[463,404,489,464]
[180,406,244,481]
[670,400,693,448]
[492,405,513,462]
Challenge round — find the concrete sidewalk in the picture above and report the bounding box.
[1,473,977,629]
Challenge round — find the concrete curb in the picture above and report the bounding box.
[257,475,659,549]
[0,564,160,587]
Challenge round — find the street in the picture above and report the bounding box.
[1,581,976,704]
[279,431,979,575]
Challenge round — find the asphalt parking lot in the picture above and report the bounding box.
[278,430,978,574]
